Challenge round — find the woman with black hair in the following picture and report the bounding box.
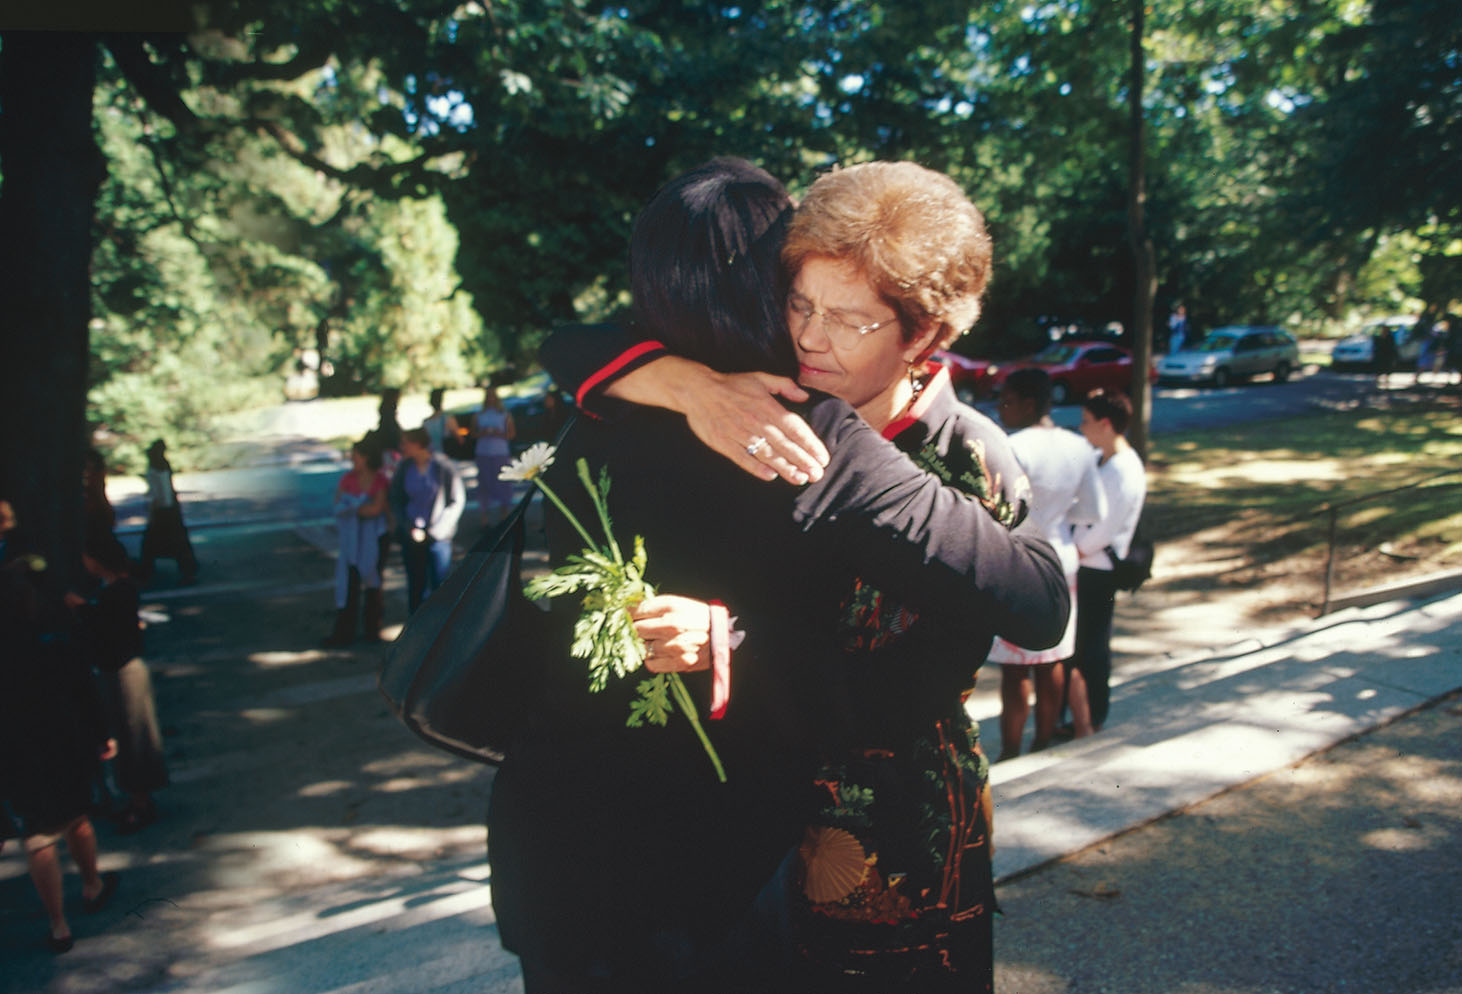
[487,159,1065,993]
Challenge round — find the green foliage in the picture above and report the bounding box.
[518,453,725,778]
[85,0,1460,451]
[88,39,488,470]
[626,674,673,728]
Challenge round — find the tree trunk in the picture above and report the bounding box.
[0,32,104,598]
[1126,0,1157,460]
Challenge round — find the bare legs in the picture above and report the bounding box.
[1066,666,1098,738]
[998,662,1066,760]
[25,817,104,944]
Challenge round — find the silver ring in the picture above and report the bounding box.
[745,435,767,456]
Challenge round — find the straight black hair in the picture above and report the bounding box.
[1002,367,1053,415]
[629,157,796,376]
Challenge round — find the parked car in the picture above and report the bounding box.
[1156,325,1299,388]
[988,340,1152,405]
[1329,317,1424,371]
[933,349,996,403]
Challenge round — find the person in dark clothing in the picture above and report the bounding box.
[1373,324,1399,382]
[139,439,198,585]
[68,527,167,832]
[490,159,1065,994]
[1,560,120,953]
[82,448,116,535]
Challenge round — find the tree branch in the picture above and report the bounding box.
[103,34,201,137]
[203,42,333,86]
[249,117,460,197]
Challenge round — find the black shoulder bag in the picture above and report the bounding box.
[378,419,571,763]
[1106,524,1154,594]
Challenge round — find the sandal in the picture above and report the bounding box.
[47,933,75,954]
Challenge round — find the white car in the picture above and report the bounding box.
[1330,317,1424,370]
[1157,325,1300,388]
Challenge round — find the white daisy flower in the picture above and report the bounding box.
[500,442,557,481]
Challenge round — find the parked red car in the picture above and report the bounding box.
[933,349,997,403]
[988,340,1155,405]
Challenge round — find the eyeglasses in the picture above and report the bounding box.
[786,291,899,351]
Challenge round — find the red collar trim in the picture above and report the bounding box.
[881,362,949,440]
[575,340,667,409]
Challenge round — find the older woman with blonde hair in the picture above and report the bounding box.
[543,160,1040,992]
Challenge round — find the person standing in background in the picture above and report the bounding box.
[470,385,516,526]
[421,388,460,454]
[1167,303,1189,353]
[325,440,390,645]
[990,369,1107,759]
[139,440,197,586]
[82,449,116,536]
[389,428,465,613]
[1067,389,1147,739]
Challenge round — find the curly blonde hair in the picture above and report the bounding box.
[782,161,992,353]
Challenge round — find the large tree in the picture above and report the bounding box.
[0,32,106,594]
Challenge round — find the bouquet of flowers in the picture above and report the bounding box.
[502,443,727,781]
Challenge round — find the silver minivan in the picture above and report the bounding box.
[1157,325,1300,387]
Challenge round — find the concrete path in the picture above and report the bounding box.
[976,591,1462,881]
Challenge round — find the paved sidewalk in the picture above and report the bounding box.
[972,590,1462,880]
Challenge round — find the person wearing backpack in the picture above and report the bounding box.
[1067,389,1147,739]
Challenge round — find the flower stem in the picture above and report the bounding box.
[667,673,727,783]
[577,459,623,565]
[534,479,600,555]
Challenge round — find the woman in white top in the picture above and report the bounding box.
[1068,389,1147,738]
[990,369,1106,758]
[471,386,516,524]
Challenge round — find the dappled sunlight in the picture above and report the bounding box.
[361,751,458,777]
[240,707,294,723]
[250,648,334,668]
[1215,457,1348,485]
[196,829,379,892]
[298,779,356,797]
[202,870,496,957]
[376,766,483,792]
[348,824,485,859]
[1360,826,1442,851]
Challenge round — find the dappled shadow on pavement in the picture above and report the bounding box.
[0,523,518,994]
[992,695,1462,994]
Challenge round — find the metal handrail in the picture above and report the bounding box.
[1317,468,1462,616]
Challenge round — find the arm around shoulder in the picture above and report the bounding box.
[793,398,1070,650]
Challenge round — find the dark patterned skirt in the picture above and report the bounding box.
[790,718,994,993]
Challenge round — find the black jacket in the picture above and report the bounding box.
[487,392,1066,976]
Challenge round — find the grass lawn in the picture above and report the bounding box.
[1144,391,1462,617]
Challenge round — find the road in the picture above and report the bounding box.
[110,366,1396,537]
